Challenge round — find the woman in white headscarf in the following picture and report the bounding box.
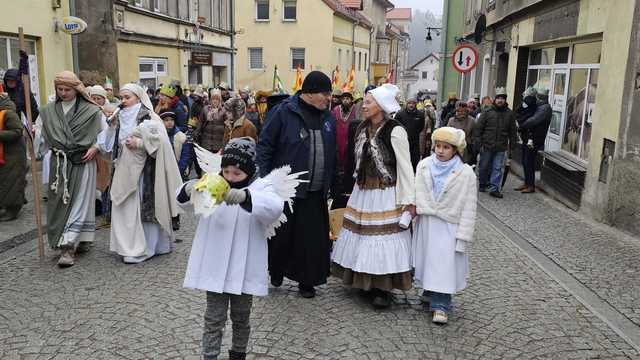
[331,84,415,308]
[100,83,182,264]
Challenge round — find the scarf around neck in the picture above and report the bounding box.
[429,155,462,199]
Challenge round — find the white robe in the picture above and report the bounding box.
[179,178,284,296]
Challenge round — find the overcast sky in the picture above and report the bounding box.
[391,0,443,16]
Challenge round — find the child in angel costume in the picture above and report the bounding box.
[176,137,306,360]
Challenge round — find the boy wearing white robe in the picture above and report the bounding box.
[177,137,284,360]
[410,127,478,325]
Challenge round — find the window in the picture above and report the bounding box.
[256,0,269,21]
[133,0,151,9]
[291,48,305,69]
[338,49,342,67]
[199,0,212,25]
[283,0,296,21]
[554,47,569,64]
[139,57,168,90]
[249,48,264,69]
[572,41,602,64]
[422,71,428,79]
[364,53,367,71]
[178,0,189,20]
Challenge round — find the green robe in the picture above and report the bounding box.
[41,97,102,248]
[0,97,26,210]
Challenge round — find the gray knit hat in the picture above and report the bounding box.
[221,137,256,177]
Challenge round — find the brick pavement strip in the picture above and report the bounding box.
[1,210,638,359]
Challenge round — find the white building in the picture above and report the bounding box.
[406,53,439,99]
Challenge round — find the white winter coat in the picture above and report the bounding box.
[179,177,284,296]
[414,157,477,242]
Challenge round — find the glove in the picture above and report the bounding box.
[224,188,247,205]
[455,239,467,253]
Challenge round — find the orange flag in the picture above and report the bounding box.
[342,66,355,93]
[292,65,303,92]
[332,66,341,90]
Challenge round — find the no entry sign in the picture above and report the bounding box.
[451,44,478,73]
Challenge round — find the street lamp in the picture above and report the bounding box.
[426,27,442,41]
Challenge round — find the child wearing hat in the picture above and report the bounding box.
[410,127,477,324]
[177,137,285,360]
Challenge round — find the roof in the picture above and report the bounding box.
[322,0,373,28]
[340,0,363,10]
[410,53,440,69]
[386,8,411,20]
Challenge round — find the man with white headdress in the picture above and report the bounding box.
[37,71,103,267]
[100,83,183,264]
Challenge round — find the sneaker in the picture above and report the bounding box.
[432,310,448,324]
[298,284,316,298]
[57,250,75,268]
[489,191,503,199]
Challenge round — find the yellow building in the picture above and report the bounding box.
[457,0,640,235]
[0,0,74,104]
[234,0,371,93]
[76,0,233,90]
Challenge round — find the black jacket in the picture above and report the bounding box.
[520,100,552,149]
[395,108,425,148]
[474,105,517,153]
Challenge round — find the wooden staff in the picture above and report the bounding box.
[18,27,45,260]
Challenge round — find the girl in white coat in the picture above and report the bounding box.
[410,127,477,324]
[177,137,284,360]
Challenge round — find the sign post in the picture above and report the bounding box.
[451,44,478,74]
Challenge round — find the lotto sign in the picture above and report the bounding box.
[61,16,88,35]
[451,44,478,73]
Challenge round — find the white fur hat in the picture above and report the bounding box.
[432,126,467,156]
[369,83,401,114]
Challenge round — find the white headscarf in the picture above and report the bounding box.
[369,84,401,114]
[88,85,109,100]
[120,83,154,112]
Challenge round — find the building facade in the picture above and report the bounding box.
[234,0,371,93]
[386,9,411,96]
[454,0,640,236]
[0,0,75,105]
[437,0,465,105]
[361,0,394,85]
[406,53,439,99]
[75,0,233,90]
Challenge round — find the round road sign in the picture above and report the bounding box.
[451,44,478,73]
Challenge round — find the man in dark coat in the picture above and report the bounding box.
[439,92,458,128]
[3,50,39,121]
[515,88,552,193]
[0,96,27,221]
[394,97,425,170]
[257,71,336,299]
[474,87,517,198]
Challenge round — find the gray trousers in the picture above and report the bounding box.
[203,291,253,360]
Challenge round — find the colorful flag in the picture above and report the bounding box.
[292,65,303,93]
[332,66,341,91]
[342,66,355,93]
[272,65,284,93]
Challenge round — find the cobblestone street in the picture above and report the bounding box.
[1,176,639,359]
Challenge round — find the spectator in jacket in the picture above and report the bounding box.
[474,87,517,198]
[194,89,226,154]
[257,70,336,299]
[223,96,257,146]
[447,101,476,164]
[439,92,458,128]
[155,84,189,131]
[3,50,39,121]
[395,97,425,170]
[420,99,437,158]
[515,88,552,193]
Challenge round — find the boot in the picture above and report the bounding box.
[298,284,316,298]
[228,350,246,360]
[57,250,75,268]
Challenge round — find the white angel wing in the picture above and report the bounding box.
[262,166,309,238]
[194,143,222,175]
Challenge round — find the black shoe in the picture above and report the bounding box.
[270,273,283,287]
[228,350,246,360]
[298,284,316,298]
[372,290,391,309]
[489,191,503,199]
[478,186,487,193]
[172,215,180,231]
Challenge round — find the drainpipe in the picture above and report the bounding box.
[69,0,80,74]
[368,26,375,84]
[230,0,235,88]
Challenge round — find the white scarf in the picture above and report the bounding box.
[118,102,142,144]
[430,155,462,199]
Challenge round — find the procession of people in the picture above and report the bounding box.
[0,57,554,358]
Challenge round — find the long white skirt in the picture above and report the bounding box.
[331,184,411,275]
[57,161,96,248]
[412,215,469,294]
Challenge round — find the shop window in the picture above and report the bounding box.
[562,69,588,156]
[283,0,296,21]
[554,47,569,64]
[529,48,553,66]
[572,42,602,64]
[291,48,305,69]
[249,48,264,70]
[256,0,269,21]
[139,57,168,90]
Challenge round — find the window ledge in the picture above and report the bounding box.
[250,68,266,71]
[255,19,270,22]
[282,19,297,22]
